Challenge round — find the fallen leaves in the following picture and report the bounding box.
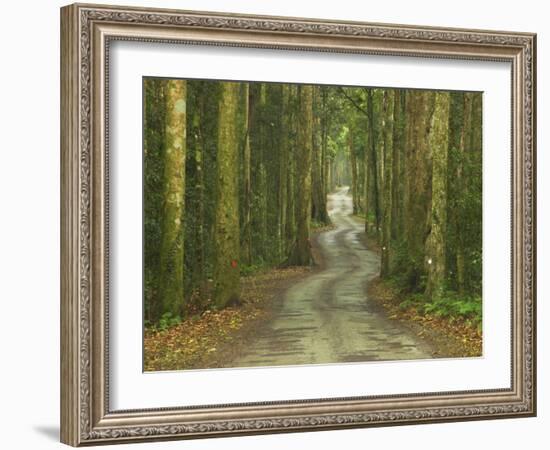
[144,266,312,371]
[144,306,259,371]
[368,277,482,358]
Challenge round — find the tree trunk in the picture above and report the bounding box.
[349,127,358,214]
[380,90,394,277]
[321,87,330,202]
[285,85,297,255]
[375,90,385,241]
[279,85,290,257]
[456,93,473,294]
[144,79,166,323]
[213,82,241,308]
[391,90,405,240]
[311,87,330,223]
[159,79,187,317]
[287,85,314,265]
[366,89,380,235]
[425,91,450,301]
[363,114,370,228]
[404,90,435,287]
[191,82,206,304]
[241,83,252,265]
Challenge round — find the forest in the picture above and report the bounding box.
[144,78,482,368]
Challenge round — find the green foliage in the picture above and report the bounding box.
[144,78,483,329]
[399,291,482,327]
[424,294,482,325]
[147,312,182,332]
[239,262,269,277]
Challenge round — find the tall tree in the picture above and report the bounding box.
[285,85,298,255]
[366,89,380,234]
[144,79,166,323]
[349,126,359,214]
[380,90,394,277]
[391,90,406,239]
[321,87,331,210]
[447,91,469,294]
[279,84,290,254]
[213,82,241,308]
[159,79,187,317]
[287,84,314,265]
[250,84,269,263]
[187,81,207,305]
[403,90,435,287]
[265,84,285,262]
[425,91,450,300]
[241,83,252,265]
[312,87,330,223]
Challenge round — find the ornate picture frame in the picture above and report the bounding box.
[60,3,536,446]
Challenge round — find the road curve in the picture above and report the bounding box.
[232,187,432,368]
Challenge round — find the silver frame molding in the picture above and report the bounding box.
[60,3,536,446]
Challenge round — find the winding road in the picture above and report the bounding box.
[232,187,432,368]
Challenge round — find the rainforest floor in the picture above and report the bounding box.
[361,231,482,359]
[145,210,480,372]
[143,226,332,372]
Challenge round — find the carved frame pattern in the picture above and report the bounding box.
[60,3,536,446]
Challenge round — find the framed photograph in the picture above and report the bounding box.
[60,3,536,446]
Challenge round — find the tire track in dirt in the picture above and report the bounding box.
[230,187,433,368]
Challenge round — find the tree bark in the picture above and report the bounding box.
[278,85,290,257]
[349,127,359,214]
[241,83,252,265]
[456,93,473,294]
[391,90,405,240]
[403,90,435,287]
[363,113,370,228]
[425,91,450,300]
[213,82,241,308]
[380,90,394,277]
[287,85,314,265]
[312,87,330,223]
[366,89,380,235]
[190,81,206,304]
[321,87,330,202]
[159,79,187,317]
[285,85,297,255]
[144,79,166,323]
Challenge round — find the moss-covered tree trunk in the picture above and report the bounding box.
[468,93,483,292]
[252,84,269,262]
[159,79,187,317]
[285,85,297,256]
[190,81,206,304]
[380,90,394,277]
[425,91,450,300]
[312,87,330,224]
[455,93,473,294]
[265,84,284,263]
[241,83,252,265]
[366,89,380,235]
[398,93,408,244]
[391,90,405,240]
[213,82,241,308]
[349,127,359,214]
[321,87,330,210]
[144,79,166,323]
[363,125,370,225]
[279,84,290,256]
[404,90,435,287]
[287,84,313,265]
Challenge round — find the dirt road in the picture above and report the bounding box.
[231,187,432,368]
